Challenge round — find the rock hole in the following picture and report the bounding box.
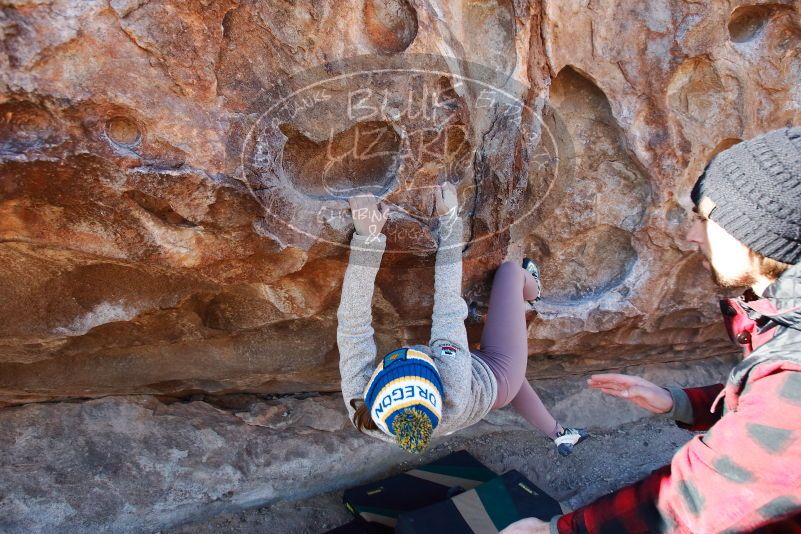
[516,66,649,303]
[534,226,638,303]
[666,57,738,127]
[728,4,793,43]
[550,66,611,118]
[105,116,142,148]
[545,66,651,234]
[123,190,197,227]
[280,121,401,200]
[363,0,418,55]
[0,101,57,151]
[729,5,770,43]
[202,286,282,331]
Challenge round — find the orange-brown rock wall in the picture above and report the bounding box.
[1,0,799,405]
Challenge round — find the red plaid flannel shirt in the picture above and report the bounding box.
[556,292,801,533]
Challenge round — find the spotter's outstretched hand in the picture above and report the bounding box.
[587,373,673,414]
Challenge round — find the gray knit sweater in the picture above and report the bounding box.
[336,213,498,445]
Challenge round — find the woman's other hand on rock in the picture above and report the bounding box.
[348,194,389,238]
[587,373,673,414]
[434,182,458,218]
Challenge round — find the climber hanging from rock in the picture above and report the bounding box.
[336,181,588,455]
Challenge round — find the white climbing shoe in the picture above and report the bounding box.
[554,427,589,457]
[522,257,542,303]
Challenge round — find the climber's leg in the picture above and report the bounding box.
[471,261,564,439]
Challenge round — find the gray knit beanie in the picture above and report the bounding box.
[691,126,801,265]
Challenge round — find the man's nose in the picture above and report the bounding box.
[686,219,703,244]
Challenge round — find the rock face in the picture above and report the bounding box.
[0,394,388,534]
[1,0,800,405]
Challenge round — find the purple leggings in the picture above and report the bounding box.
[471,261,562,439]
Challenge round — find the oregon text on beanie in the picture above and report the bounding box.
[363,348,444,443]
[691,126,801,265]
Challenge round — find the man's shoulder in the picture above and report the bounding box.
[730,327,801,391]
[738,361,801,410]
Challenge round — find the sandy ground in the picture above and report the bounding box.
[167,416,694,533]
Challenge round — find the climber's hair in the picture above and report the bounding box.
[750,249,792,281]
[350,398,378,432]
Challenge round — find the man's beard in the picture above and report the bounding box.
[709,265,756,289]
